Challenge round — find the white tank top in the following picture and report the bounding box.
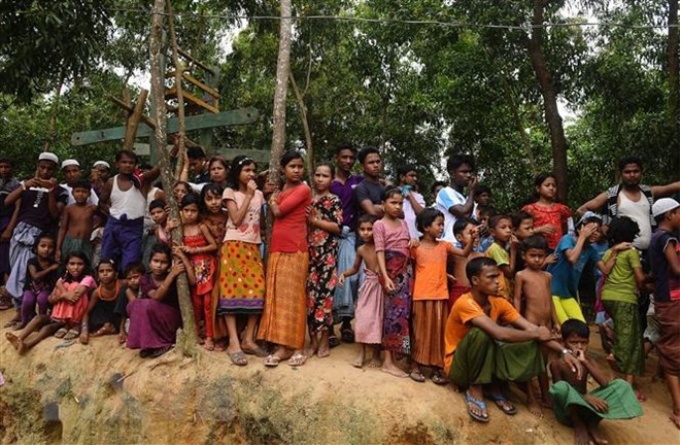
[143,186,161,226]
[618,191,652,250]
[110,174,146,220]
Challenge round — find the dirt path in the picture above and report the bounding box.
[0,309,678,444]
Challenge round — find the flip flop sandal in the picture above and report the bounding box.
[54,327,68,339]
[288,353,307,367]
[341,328,355,343]
[328,334,340,348]
[63,329,80,341]
[264,354,281,367]
[151,346,172,358]
[91,325,116,337]
[487,394,517,415]
[410,370,426,383]
[140,349,155,358]
[431,371,449,385]
[464,391,489,423]
[229,351,248,366]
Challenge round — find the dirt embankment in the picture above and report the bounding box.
[0,310,678,445]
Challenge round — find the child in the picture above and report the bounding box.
[178,193,217,350]
[600,216,647,400]
[410,208,473,384]
[56,179,97,265]
[513,234,557,416]
[5,252,96,354]
[114,262,145,345]
[375,187,416,378]
[173,181,191,206]
[649,198,680,428]
[148,200,176,246]
[306,164,343,359]
[450,218,483,307]
[339,215,381,368]
[473,184,492,222]
[547,212,629,324]
[0,157,20,304]
[485,214,518,301]
[80,259,124,345]
[218,155,267,365]
[511,211,535,274]
[19,233,59,328]
[476,205,497,252]
[522,172,573,252]
[549,319,642,445]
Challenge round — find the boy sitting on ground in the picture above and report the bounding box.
[550,319,642,445]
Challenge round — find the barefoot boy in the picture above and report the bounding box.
[57,179,97,264]
[550,319,642,445]
[449,218,483,307]
[485,214,518,300]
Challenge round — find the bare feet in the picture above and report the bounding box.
[203,337,215,351]
[381,362,409,378]
[586,423,609,444]
[117,333,127,345]
[5,332,27,355]
[352,346,365,368]
[305,343,318,358]
[79,331,89,345]
[369,345,382,368]
[527,398,543,418]
[317,342,330,358]
[574,424,590,445]
[670,409,680,430]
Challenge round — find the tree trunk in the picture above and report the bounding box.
[289,71,314,174]
[668,0,679,125]
[149,0,198,356]
[166,0,188,179]
[526,0,569,202]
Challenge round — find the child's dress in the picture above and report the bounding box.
[522,202,572,251]
[88,281,124,332]
[354,267,384,344]
[51,275,96,324]
[184,233,216,338]
[20,257,58,326]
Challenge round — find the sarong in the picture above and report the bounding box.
[61,236,94,266]
[412,300,447,368]
[333,230,358,322]
[449,327,544,387]
[354,268,383,344]
[88,298,120,331]
[257,251,309,349]
[656,300,680,375]
[549,379,643,426]
[382,250,413,355]
[602,299,644,376]
[6,222,42,299]
[101,216,143,271]
[0,216,10,276]
[217,241,265,315]
[126,299,181,350]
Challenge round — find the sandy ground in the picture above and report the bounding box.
[0,308,679,445]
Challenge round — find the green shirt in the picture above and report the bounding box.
[601,248,642,304]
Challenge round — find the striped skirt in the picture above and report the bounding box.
[411,300,447,368]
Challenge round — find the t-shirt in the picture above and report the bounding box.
[0,177,20,218]
[548,234,601,299]
[411,242,455,301]
[522,202,572,250]
[353,179,384,219]
[444,292,521,374]
[270,183,312,253]
[403,190,426,239]
[23,257,58,292]
[435,186,467,243]
[222,188,264,244]
[601,248,642,305]
[330,175,362,230]
[373,219,410,255]
[649,229,680,302]
[485,242,512,300]
[17,184,69,230]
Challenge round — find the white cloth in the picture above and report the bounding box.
[435,186,466,242]
[109,175,146,220]
[617,191,652,250]
[403,191,425,239]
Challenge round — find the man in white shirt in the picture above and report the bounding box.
[436,154,478,243]
[397,165,425,238]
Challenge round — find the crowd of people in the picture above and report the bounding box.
[0,145,679,443]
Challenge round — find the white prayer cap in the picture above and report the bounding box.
[93,160,111,170]
[61,159,80,169]
[38,152,59,164]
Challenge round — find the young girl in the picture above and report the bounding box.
[306,164,343,359]
[19,233,59,328]
[115,262,145,345]
[522,173,573,251]
[173,181,191,206]
[339,215,382,368]
[80,259,124,344]
[375,187,416,378]
[218,156,266,365]
[258,152,312,367]
[600,216,647,400]
[6,252,96,354]
[178,193,218,350]
[410,208,474,384]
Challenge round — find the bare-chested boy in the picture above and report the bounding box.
[449,218,483,307]
[514,234,559,416]
[57,179,97,265]
[550,319,642,445]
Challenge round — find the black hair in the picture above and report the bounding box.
[607,216,640,244]
[335,142,357,156]
[446,154,475,173]
[521,234,548,253]
[124,261,146,276]
[396,165,417,179]
[200,182,225,211]
[488,214,512,230]
[187,146,207,160]
[173,181,191,193]
[180,192,201,209]
[478,205,497,219]
[475,184,491,196]
[416,208,444,233]
[62,251,92,282]
[618,156,643,172]
[561,319,590,341]
[280,151,303,168]
[71,178,92,191]
[357,214,378,227]
[430,180,447,195]
[453,217,475,237]
[208,156,230,176]
[149,199,166,212]
[357,147,380,164]
[97,258,118,271]
[511,211,534,229]
[465,257,497,283]
[227,155,257,190]
[315,162,336,177]
[525,172,558,204]
[149,243,172,262]
[0,158,12,165]
[575,216,602,234]
[32,232,56,254]
[115,150,137,163]
[382,186,402,201]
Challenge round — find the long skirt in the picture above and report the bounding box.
[257,251,309,350]
[550,379,642,426]
[602,299,644,376]
[333,231,358,322]
[126,299,181,350]
[382,250,413,355]
[656,300,680,376]
[217,241,265,315]
[6,222,41,299]
[354,269,383,344]
[306,243,338,333]
[412,300,447,368]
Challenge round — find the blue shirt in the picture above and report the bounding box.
[548,234,600,299]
